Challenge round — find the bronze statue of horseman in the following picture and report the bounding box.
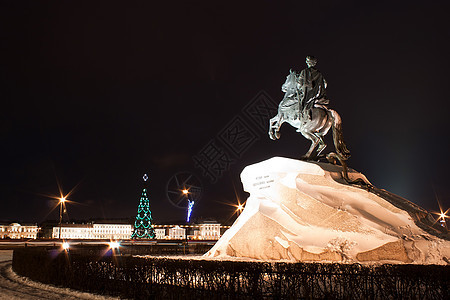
[268,56,351,162]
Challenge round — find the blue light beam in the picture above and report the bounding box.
[187,200,195,222]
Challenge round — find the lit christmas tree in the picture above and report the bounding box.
[131,174,155,239]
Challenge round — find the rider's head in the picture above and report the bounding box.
[306,56,317,67]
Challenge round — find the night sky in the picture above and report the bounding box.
[1,1,449,225]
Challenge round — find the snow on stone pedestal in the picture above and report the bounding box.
[205,157,450,264]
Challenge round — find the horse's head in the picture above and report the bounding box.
[282,69,298,95]
[287,69,296,82]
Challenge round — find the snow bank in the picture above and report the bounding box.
[205,157,450,264]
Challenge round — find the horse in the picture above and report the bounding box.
[268,70,351,161]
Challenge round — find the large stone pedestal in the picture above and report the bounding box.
[205,157,450,264]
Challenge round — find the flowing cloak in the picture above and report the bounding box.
[298,67,329,110]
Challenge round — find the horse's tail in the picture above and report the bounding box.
[328,109,351,160]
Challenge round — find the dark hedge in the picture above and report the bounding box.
[12,247,449,299]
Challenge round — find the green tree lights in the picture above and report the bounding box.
[131,174,155,239]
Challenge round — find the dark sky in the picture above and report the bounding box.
[1,1,449,225]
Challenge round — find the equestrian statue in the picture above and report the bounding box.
[269,56,351,164]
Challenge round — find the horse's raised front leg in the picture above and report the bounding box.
[268,115,281,140]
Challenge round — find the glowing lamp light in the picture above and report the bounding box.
[182,189,189,195]
[62,242,70,250]
[237,204,244,211]
[60,197,66,203]
[109,241,120,249]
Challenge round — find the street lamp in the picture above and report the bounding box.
[62,242,70,251]
[109,241,120,249]
[234,200,245,217]
[438,211,448,229]
[58,197,66,239]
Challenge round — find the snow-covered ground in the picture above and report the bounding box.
[0,250,120,300]
[0,250,12,263]
[206,157,450,264]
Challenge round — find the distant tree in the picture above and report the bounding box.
[131,174,155,239]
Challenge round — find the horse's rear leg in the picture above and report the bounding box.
[316,134,327,156]
[300,131,319,160]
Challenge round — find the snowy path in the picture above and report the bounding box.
[0,250,120,300]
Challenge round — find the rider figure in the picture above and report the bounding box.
[297,56,329,119]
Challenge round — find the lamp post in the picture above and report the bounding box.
[58,197,66,239]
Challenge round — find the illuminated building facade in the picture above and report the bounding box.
[93,224,132,239]
[153,222,228,240]
[199,222,221,240]
[155,228,166,239]
[0,223,39,239]
[52,223,132,239]
[168,226,186,239]
[48,222,228,240]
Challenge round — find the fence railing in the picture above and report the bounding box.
[12,247,449,299]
